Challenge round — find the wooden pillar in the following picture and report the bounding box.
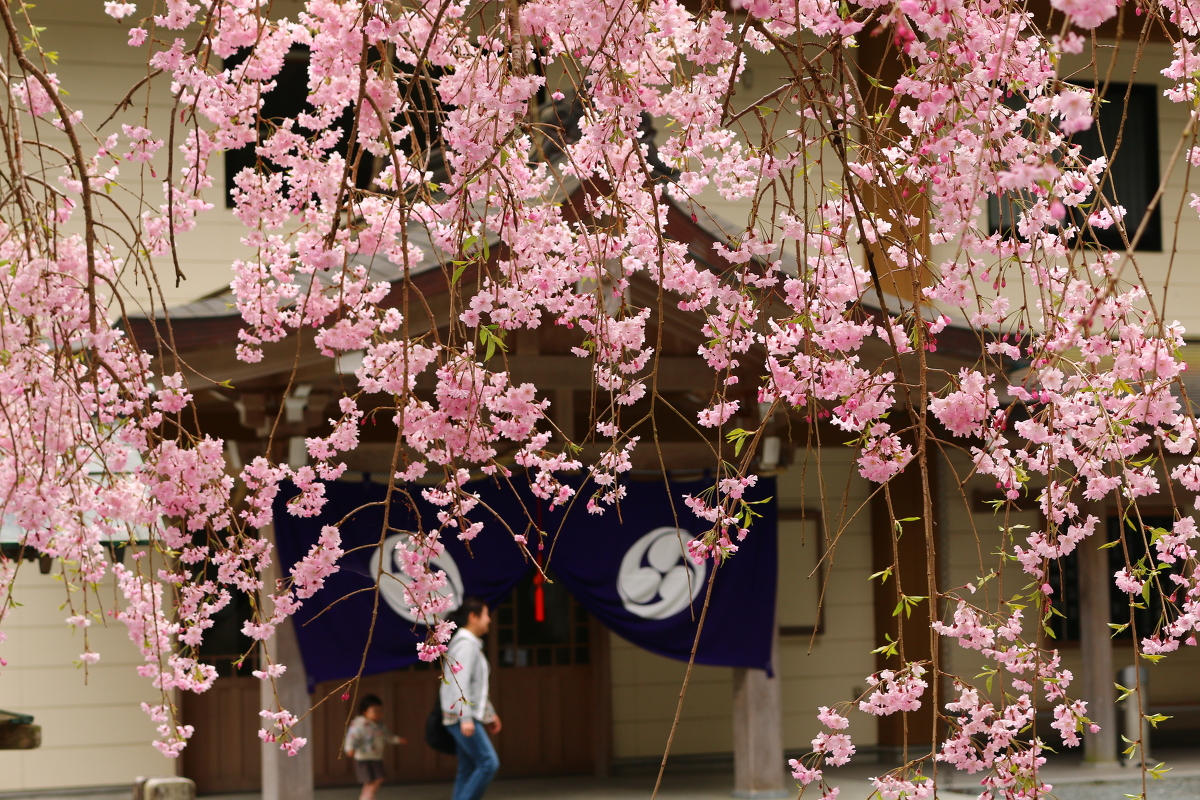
[853,32,930,303]
[261,521,315,800]
[732,632,787,799]
[261,617,315,800]
[870,446,939,758]
[1078,506,1117,766]
[591,624,613,777]
[556,388,576,442]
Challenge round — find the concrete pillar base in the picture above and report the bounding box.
[732,632,785,799]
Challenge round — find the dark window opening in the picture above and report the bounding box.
[223,46,445,208]
[192,535,260,677]
[1047,514,1180,642]
[989,83,1161,252]
[495,571,591,668]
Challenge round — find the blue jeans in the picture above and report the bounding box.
[447,720,499,800]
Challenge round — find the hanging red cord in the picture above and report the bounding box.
[534,499,545,622]
[534,554,545,623]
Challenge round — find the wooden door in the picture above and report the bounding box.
[180,667,263,793]
[311,664,457,787]
[488,573,595,776]
[309,572,598,785]
[180,579,266,794]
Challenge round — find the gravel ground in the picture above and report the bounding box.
[1027,775,1200,800]
[5,751,1200,800]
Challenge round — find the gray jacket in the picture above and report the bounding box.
[440,628,495,724]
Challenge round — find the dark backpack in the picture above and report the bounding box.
[424,690,457,755]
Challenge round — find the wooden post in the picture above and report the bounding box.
[732,631,787,799]
[870,442,939,759]
[261,616,315,800]
[591,623,613,777]
[1078,508,1117,766]
[555,387,575,442]
[260,521,315,800]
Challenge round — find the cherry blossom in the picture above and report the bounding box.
[0,0,1195,789]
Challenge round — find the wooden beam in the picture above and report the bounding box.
[187,351,729,396]
[555,388,576,441]
[506,356,718,391]
[1079,502,1118,765]
[165,291,453,391]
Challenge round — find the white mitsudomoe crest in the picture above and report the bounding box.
[369,533,464,624]
[617,526,706,620]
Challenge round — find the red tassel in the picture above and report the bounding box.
[534,553,545,622]
[533,500,546,622]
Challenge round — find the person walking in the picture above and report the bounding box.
[343,694,407,800]
[441,596,502,800]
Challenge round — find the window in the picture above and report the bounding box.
[223,47,444,208]
[495,571,591,668]
[777,510,823,636]
[1047,514,1178,642]
[989,83,1161,252]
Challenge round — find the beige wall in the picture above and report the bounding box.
[938,450,1200,708]
[923,41,1200,334]
[776,447,878,751]
[610,636,734,760]
[1057,40,1200,334]
[28,0,307,311]
[0,560,168,791]
[608,446,880,760]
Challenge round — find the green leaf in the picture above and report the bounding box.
[477,326,507,362]
[870,633,898,657]
[451,261,468,287]
[725,428,752,457]
[1099,539,1122,549]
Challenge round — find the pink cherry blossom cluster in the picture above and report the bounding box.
[0,0,1197,784]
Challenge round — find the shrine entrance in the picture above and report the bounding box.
[309,570,608,786]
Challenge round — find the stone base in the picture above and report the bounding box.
[0,723,40,750]
[132,777,195,800]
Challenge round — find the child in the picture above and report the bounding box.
[344,694,407,800]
